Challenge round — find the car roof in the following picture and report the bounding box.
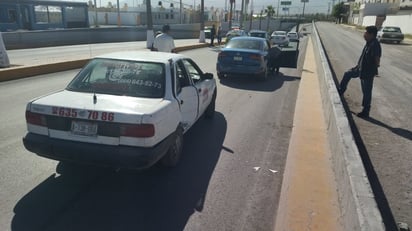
[230,36,266,41]
[95,51,185,63]
[250,30,267,33]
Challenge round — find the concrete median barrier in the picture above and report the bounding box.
[312,22,385,231]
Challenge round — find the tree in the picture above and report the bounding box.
[332,2,346,24]
[265,5,275,31]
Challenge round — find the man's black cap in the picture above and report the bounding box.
[162,24,170,33]
[365,25,378,37]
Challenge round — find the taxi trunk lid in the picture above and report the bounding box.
[27,90,167,144]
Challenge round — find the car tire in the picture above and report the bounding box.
[161,128,183,167]
[205,90,217,119]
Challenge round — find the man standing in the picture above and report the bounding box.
[153,24,176,53]
[217,26,223,45]
[338,25,381,118]
[210,24,216,46]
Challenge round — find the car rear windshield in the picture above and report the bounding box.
[383,27,401,33]
[250,32,266,38]
[66,58,165,98]
[226,39,262,50]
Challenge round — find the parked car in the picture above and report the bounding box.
[377,26,404,44]
[270,31,289,47]
[217,36,270,80]
[23,51,217,169]
[287,31,299,42]
[225,29,249,43]
[249,30,270,41]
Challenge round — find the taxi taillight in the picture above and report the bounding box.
[120,124,155,138]
[26,111,47,126]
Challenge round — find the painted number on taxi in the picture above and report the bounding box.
[52,107,115,121]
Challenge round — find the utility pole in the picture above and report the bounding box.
[117,0,121,26]
[249,0,253,30]
[277,0,280,18]
[229,0,234,29]
[146,0,154,48]
[240,0,245,29]
[199,0,205,42]
[94,0,98,27]
[180,0,182,24]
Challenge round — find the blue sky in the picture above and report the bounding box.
[71,0,332,14]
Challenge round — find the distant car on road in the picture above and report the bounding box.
[270,31,289,47]
[23,51,217,170]
[377,26,404,44]
[249,30,270,41]
[217,36,270,80]
[287,31,299,42]
[225,29,249,43]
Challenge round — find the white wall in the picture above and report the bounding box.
[362,14,412,34]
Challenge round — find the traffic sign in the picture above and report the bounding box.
[281,1,291,5]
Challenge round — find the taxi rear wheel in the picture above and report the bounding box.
[161,128,183,167]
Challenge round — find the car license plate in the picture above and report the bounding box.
[234,56,242,61]
[71,121,97,136]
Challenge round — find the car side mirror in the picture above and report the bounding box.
[202,73,214,80]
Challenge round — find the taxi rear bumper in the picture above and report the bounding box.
[23,132,175,169]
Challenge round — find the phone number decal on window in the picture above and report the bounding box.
[52,107,115,121]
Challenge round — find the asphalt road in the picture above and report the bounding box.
[316,22,412,230]
[0,41,306,231]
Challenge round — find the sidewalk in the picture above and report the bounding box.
[0,39,208,82]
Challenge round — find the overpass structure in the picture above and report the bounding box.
[0,23,386,231]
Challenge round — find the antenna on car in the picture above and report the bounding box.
[93,92,97,104]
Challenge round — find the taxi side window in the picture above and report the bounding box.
[176,61,191,92]
[182,59,202,83]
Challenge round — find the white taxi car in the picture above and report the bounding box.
[23,51,217,169]
[270,31,289,47]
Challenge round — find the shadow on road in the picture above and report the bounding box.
[12,112,227,231]
[219,72,300,92]
[354,114,412,141]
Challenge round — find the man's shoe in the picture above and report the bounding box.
[357,111,369,118]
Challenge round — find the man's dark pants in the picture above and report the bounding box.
[339,69,374,114]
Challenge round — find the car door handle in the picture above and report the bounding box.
[180,100,184,104]
[198,88,202,93]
